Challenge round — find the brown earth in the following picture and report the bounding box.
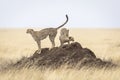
[13,42,117,69]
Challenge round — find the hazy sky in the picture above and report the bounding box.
[0,0,120,28]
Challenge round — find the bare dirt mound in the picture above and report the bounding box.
[13,42,116,69]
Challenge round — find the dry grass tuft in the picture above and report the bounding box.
[0,66,120,80]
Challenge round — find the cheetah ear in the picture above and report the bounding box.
[29,29,34,32]
[31,29,34,33]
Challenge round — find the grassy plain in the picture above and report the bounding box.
[0,28,120,80]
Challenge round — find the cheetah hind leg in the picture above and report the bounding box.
[49,35,56,49]
[36,41,41,54]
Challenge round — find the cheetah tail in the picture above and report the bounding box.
[56,14,69,29]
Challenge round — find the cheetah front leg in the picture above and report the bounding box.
[68,41,70,45]
[60,40,64,46]
[36,41,41,54]
[49,35,56,48]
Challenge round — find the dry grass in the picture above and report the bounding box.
[0,28,120,80]
[0,67,120,80]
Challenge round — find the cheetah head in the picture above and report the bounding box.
[26,29,34,34]
[69,36,74,41]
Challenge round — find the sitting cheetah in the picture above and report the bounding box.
[59,28,74,46]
